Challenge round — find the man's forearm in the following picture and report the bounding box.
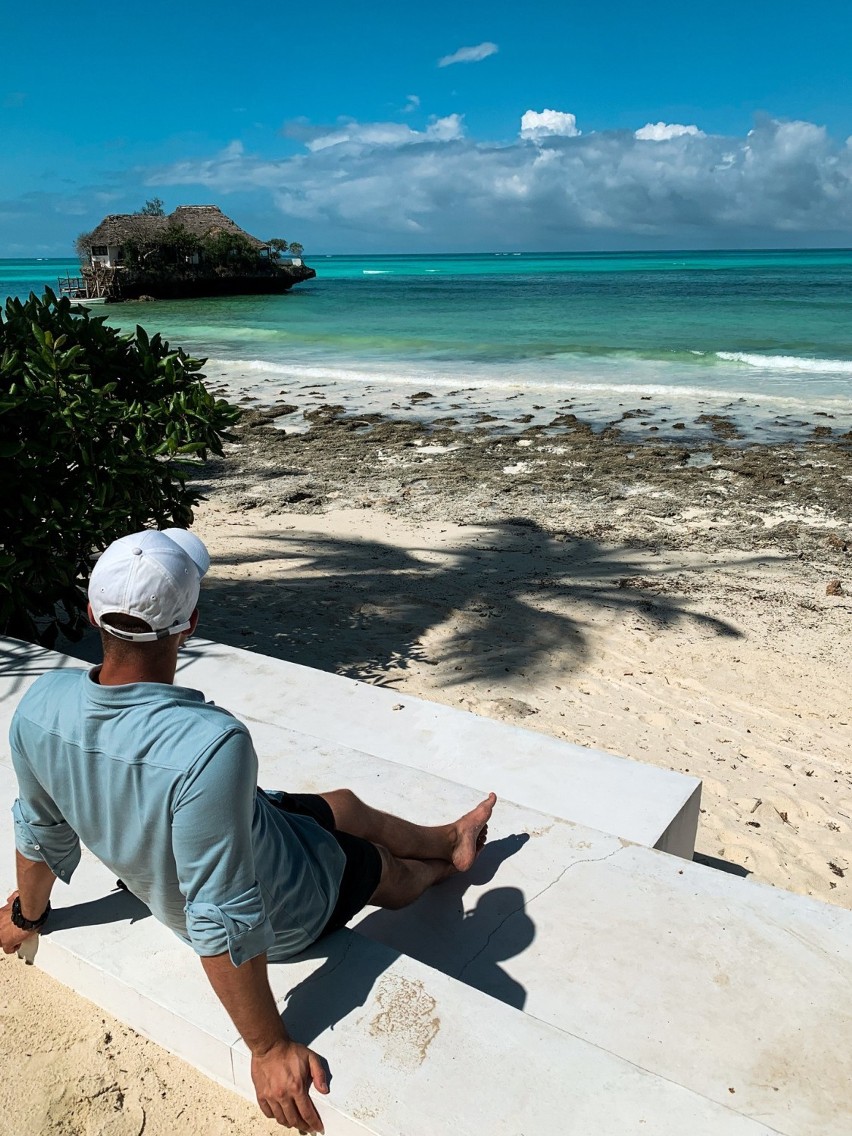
[201,951,328,1132]
[201,951,289,1054]
[15,850,57,920]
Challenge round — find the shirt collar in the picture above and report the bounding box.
[85,667,206,707]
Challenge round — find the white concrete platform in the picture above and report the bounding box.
[0,761,777,1136]
[3,638,852,1133]
[173,638,702,857]
[19,634,698,856]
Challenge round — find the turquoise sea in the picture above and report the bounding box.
[3,250,852,430]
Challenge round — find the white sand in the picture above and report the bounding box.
[0,961,273,1136]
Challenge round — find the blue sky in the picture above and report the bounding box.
[3,0,852,254]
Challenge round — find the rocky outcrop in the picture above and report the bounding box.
[79,204,315,302]
[94,262,316,302]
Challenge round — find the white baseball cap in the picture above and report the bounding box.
[89,529,210,643]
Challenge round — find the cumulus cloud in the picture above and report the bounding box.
[148,114,852,248]
[438,42,498,67]
[520,109,581,141]
[403,94,420,113]
[635,121,705,141]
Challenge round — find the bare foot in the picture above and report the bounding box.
[451,793,497,872]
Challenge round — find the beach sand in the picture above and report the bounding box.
[3,399,851,1133]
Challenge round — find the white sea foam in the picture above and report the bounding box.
[205,352,852,424]
[716,351,852,375]
[207,355,852,413]
[202,352,852,443]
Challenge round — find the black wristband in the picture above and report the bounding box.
[11,895,51,931]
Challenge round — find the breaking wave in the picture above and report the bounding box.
[716,351,852,375]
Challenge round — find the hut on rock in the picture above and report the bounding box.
[64,205,312,302]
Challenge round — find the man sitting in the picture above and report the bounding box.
[1,529,496,1134]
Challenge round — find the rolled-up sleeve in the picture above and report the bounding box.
[10,725,82,882]
[12,798,81,880]
[172,728,274,966]
[185,883,275,966]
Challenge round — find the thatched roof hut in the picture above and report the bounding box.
[86,205,266,252]
[168,206,266,249]
[72,204,313,300]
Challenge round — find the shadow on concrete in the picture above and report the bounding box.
[0,637,88,698]
[45,886,152,932]
[279,932,393,1052]
[355,834,533,1009]
[281,835,534,1045]
[693,851,752,879]
[174,518,744,689]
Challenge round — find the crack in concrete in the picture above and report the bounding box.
[458,844,624,980]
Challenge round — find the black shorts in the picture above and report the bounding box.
[261,790,383,937]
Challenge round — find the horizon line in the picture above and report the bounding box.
[4,245,852,262]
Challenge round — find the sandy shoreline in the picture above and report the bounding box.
[3,393,851,1133]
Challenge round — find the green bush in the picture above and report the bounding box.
[0,289,238,645]
[200,231,260,272]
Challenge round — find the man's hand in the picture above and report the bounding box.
[200,951,329,1133]
[0,891,37,956]
[251,1037,329,1133]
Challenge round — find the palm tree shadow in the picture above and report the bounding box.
[190,518,752,690]
[0,637,91,697]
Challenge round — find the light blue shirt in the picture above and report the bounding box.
[10,668,346,965]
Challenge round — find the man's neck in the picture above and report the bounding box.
[96,656,179,687]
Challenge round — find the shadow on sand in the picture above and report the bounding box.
[182,517,746,688]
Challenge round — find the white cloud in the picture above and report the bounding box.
[425,114,465,142]
[635,122,705,141]
[438,42,498,67]
[520,109,581,141]
[403,94,420,113]
[304,115,464,152]
[148,115,852,248]
[307,123,414,151]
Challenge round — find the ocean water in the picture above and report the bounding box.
[3,251,852,435]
